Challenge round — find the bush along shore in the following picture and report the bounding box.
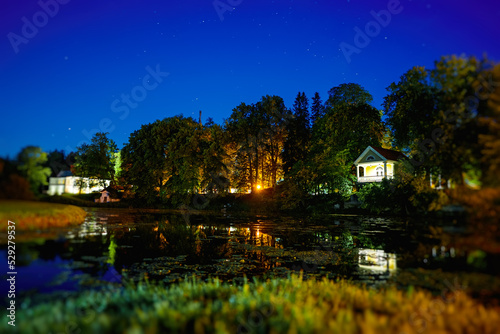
[39,191,473,220]
[4,274,500,334]
[0,200,87,232]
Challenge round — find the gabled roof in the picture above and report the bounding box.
[56,170,73,177]
[100,186,123,198]
[372,147,406,161]
[354,146,406,164]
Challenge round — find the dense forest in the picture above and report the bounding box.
[2,55,499,217]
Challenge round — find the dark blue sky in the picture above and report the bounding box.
[1,0,499,157]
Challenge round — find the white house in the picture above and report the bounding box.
[47,171,110,195]
[354,146,406,183]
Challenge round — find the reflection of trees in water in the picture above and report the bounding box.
[13,241,45,265]
[155,219,198,254]
[111,214,234,267]
[111,216,195,267]
[275,229,320,250]
[194,228,232,264]
[18,212,474,291]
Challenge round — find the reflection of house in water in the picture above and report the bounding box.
[358,249,397,272]
[66,217,108,239]
[253,227,277,247]
[226,225,280,248]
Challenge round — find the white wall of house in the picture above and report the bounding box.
[356,161,396,183]
[47,177,110,195]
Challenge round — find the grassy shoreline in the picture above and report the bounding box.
[4,274,500,334]
[0,200,87,232]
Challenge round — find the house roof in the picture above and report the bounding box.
[56,170,73,177]
[371,147,406,161]
[354,146,406,164]
[101,186,122,198]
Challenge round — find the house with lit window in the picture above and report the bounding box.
[354,146,406,183]
[47,171,110,195]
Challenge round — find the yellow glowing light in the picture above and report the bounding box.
[256,184,262,190]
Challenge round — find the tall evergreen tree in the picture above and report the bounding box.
[283,92,310,175]
[310,92,325,125]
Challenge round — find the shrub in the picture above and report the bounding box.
[0,174,34,200]
[451,186,500,221]
[357,176,449,215]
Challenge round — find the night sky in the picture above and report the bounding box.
[1,0,499,157]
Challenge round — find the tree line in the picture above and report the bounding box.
[2,55,499,213]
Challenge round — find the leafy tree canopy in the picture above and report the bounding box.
[326,83,373,109]
[16,146,51,194]
[73,132,118,189]
[383,66,439,149]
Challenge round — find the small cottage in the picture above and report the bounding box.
[95,186,121,203]
[354,146,406,183]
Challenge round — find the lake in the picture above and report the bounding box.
[2,208,498,304]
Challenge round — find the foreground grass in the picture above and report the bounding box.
[4,275,499,334]
[0,200,86,232]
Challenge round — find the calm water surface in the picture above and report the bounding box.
[1,208,496,302]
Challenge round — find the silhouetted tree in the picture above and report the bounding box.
[310,92,325,125]
[283,92,310,175]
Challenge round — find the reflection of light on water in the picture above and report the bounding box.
[358,249,397,272]
[66,218,108,239]
[107,236,117,266]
